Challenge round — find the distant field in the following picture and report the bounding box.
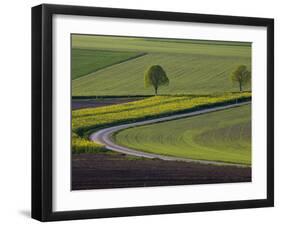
[72,35,251,96]
[71,48,144,79]
[72,35,251,56]
[114,104,251,165]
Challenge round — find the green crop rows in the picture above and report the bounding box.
[115,104,251,165]
[72,48,144,79]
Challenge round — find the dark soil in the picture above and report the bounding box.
[72,153,251,190]
[72,97,143,110]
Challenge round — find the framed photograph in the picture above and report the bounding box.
[32,4,274,221]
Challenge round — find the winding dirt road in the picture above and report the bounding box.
[90,101,251,167]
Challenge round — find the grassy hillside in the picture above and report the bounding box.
[114,104,251,165]
[71,93,251,153]
[72,35,251,96]
[71,49,144,79]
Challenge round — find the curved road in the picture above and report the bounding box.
[90,101,251,167]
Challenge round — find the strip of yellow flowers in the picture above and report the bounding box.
[72,92,251,153]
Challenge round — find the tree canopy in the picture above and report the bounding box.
[231,65,251,92]
[144,65,169,95]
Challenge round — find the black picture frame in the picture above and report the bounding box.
[32,3,274,222]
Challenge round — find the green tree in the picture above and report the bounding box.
[231,65,251,92]
[144,65,169,95]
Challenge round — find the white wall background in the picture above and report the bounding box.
[0,0,279,225]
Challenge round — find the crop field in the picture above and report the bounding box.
[72,48,145,79]
[72,93,251,153]
[114,104,251,165]
[72,35,251,96]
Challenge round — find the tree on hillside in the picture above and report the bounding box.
[144,65,169,95]
[231,65,251,92]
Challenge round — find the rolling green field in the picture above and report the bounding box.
[72,35,251,96]
[72,49,145,79]
[114,104,251,165]
[72,93,251,153]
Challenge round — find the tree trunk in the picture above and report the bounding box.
[155,87,158,95]
[239,82,242,92]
